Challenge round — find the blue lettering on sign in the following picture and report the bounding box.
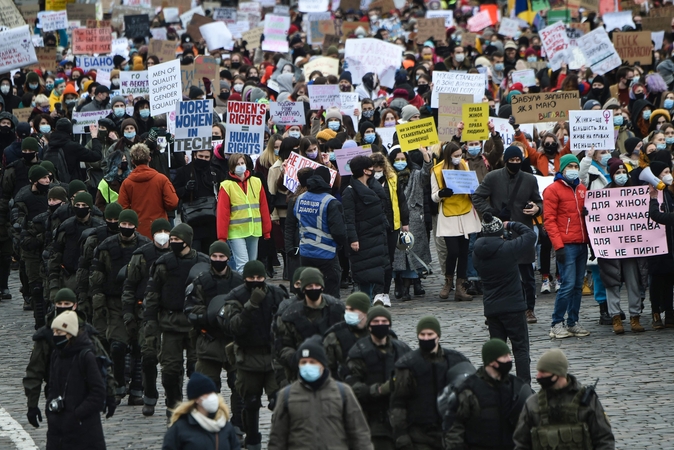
[227,129,262,155]
[80,56,114,71]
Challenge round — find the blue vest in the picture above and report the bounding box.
[294,191,337,260]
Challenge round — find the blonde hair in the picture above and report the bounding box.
[370,152,395,179]
[130,143,150,164]
[35,94,49,104]
[168,394,231,427]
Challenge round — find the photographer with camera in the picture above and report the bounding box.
[46,310,107,450]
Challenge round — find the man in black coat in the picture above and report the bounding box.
[44,118,103,182]
[473,213,536,384]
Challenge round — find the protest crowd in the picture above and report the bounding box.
[1,0,673,447]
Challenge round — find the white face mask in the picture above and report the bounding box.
[233,84,243,92]
[200,393,219,414]
[154,232,170,246]
[663,174,673,186]
[235,165,246,175]
[373,171,384,180]
[451,156,462,166]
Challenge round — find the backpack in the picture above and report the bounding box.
[43,145,71,183]
[79,347,112,411]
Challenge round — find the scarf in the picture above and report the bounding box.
[190,409,227,433]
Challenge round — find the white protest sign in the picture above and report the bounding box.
[120,70,148,95]
[431,71,485,108]
[569,109,614,153]
[340,92,359,129]
[80,55,114,71]
[148,58,182,115]
[180,6,204,28]
[39,10,68,31]
[0,26,37,73]
[298,0,329,13]
[578,27,621,75]
[224,124,265,155]
[111,37,129,59]
[174,99,213,139]
[71,110,109,134]
[498,17,520,37]
[228,21,249,39]
[344,38,402,88]
[376,127,396,152]
[199,21,233,51]
[490,118,534,147]
[308,84,341,110]
[163,7,179,23]
[262,14,290,53]
[150,27,167,40]
[96,69,110,87]
[283,151,337,193]
[269,101,306,126]
[425,10,453,28]
[335,146,372,176]
[303,56,339,77]
[602,11,635,32]
[540,21,569,71]
[652,31,664,52]
[511,69,537,87]
[441,170,479,194]
[226,100,268,125]
[273,5,290,15]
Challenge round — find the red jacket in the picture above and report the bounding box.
[216,171,272,241]
[118,164,179,238]
[515,133,571,176]
[543,174,589,250]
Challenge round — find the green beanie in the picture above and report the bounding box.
[54,288,76,303]
[40,160,56,175]
[559,154,579,173]
[151,218,171,235]
[367,305,391,325]
[481,338,511,366]
[28,164,49,183]
[73,191,93,208]
[26,72,40,84]
[118,209,139,227]
[346,292,371,314]
[104,202,123,220]
[209,240,231,257]
[48,186,68,203]
[300,267,324,290]
[170,223,193,247]
[536,349,569,378]
[292,266,307,286]
[242,260,266,279]
[22,137,39,152]
[416,315,441,337]
[68,180,87,198]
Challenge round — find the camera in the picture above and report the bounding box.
[48,396,64,413]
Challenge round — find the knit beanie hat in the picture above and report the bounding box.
[48,186,68,203]
[28,165,50,183]
[296,335,329,368]
[104,202,123,220]
[559,154,579,173]
[73,192,93,208]
[300,267,324,290]
[416,315,441,337]
[292,266,307,286]
[583,99,600,110]
[325,107,342,122]
[349,155,373,178]
[55,287,77,303]
[121,117,138,132]
[536,349,569,377]
[649,160,669,178]
[503,145,523,162]
[151,218,172,235]
[22,137,39,152]
[316,129,337,141]
[624,137,641,155]
[481,212,504,236]
[346,292,371,314]
[314,166,331,185]
[189,85,205,99]
[186,372,217,400]
[326,46,339,56]
[170,223,193,247]
[53,78,65,89]
[367,305,391,325]
[62,83,78,97]
[242,260,266,279]
[68,179,87,197]
[55,118,73,133]
[17,122,31,139]
[52,310,79,337]
[608,160,627,178]
[481,338,511,365]
[118,209,139,227]
[339,71,352,84]
[26,72,40,84]
[40,160,55,175]
[400,105,420,123]
[209,240,231,257]
[110,95,126,107]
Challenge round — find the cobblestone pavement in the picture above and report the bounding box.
[1,254,673,449]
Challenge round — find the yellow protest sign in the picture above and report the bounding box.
[395,117,439,152]
[462,103,489,141]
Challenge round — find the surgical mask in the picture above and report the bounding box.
[304,288,322,301]
[273,149,279,156]
[46,83,54,90]
[657,143,667,151]
[170,241,186,255]
[234,165,246,176]
[642,110,651,120]
[373,171,383,180]
[215,57,222,65]
[65,70,72,77]
[53,334,69,350]
[370,324,390,339]
[454,54,465,63]
[233,84,243,92]
[563,136,569,145]
[364,133,376,144]
[536,374,557,389]
[614,174,628,186]
[74,206,90,218]
[65,99,77,107]
[154,232,170,246]
[123,64,130,71]
[600,154,611,166]
[666,137,674,145]
[120,226,135,238]
[139,109,150,118]
[451,156,462,166]
[393,161,407,171]
[299,363,322,382]
[565,169,579,181]
[0,86,9,95]
[614,115,623,126]
[494,63,504,71]
[418,338,436,352]
[124,131,136,140]
[663,174,673,185]
[200,393,219,414]
[211,259,228,272]
[289,130,301,139]
[41,106,50,113]
[495,360,512,377]
[362,109,374,118]
[114,107,125,117]
[111,78,120,86]
[384,120,396,127]
[39,124,51,134]
[329,152,336,161]
[328,121,340,131]
[344,311,361,326]
[632,75,640,84]
[527,56,537,63]
[664,99,674,109]
[467,146,481,156]
[306,150,318,159]
[29,83,38,90]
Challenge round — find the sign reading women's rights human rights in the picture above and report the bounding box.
[224,101,267,155]
[174,99,213,151]
[585,187,667,259]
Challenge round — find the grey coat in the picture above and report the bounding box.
[472,168,542,264]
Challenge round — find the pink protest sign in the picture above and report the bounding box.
[282,152,337,193]
[585,186,668,259]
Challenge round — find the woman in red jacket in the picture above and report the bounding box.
[543,154,590,340]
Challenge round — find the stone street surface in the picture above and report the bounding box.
[0,254,673,449]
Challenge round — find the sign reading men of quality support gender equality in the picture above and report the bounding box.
[269,101,305,126]
[431,72,485,108]
[395,117,439,152]
[120,71,149,95]
[585,187,667,259]
[148,59,182,116]
[174,99,213,151]
[568,110,614,152]
[283,152,337,193]
[461,103,489,141]
[511,91,580,124]
[0,26,37,73]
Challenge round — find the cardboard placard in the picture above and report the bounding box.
[66,3,95,22]
[309,20,336,45]
[72,27,112,55]
[181,56,219,97]
[425,9,454,28]
[641,6,674,32]
[612,31,652,65]
[186,13,213,41]
[124,14,149,39]
[341,21,369,41]
[13,107,32,123]
[18,3,40,25]
[86,19,111,28]
[461,103,489,141]
[395,117,440,152]
[149,39,176,63]
[242,26,264,49]
[511,91,580,123]
[569,109,614,152]
[415,18,445,43]
[33,47,58,72]
[322,34,341,51]
[462,32,477,48]
[438,93,471,141]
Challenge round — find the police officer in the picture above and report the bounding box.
[218,260,287,450]
[346,306,411,450]
[285,166,347,298]
[48,180,93,236]
[513,349,615,450]
[143,223,209,417]
[184,240,244,434]
[121,218,172,417]
[276,267,345,382]
[90,209,151,405]
[323,292,371,380]
[444,339,533,450]
[48,192,104,302]
[390,316,471,450]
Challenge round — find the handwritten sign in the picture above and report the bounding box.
[511,91,580,124]
[303,56,339,77]
[298,0,329,12]
[376,127,396,152]
[72,27,112,55]
[40,10,68,31]
[269,101,306,126]
[66,3,95,22]
[262,14,290,53]
[335,146,372,176]
[467,10,491,32]
[442,170,479,194]
[33,47,57,72]
[462,103,489,141]
[242,26,264,49]
[283,152,337,192]
[343,38,402,88]
[511,69,537,87]
[569,109,613,152]
[612,31,652,65]
[498,17,520,37]
[0,26,37,73]
[149,39,176,62]
[540,21,569,71]
[71,110,110,134]
[425,10,454,28]
[308,84,341,110]
[438,93,471,141]
[431,71,485,108]
[415,18,445,43]
[120,70,149,95]
[577,27,620,75]
[395,117,439,152]
[148,58,182,115]
[0,0,27,28]
[585,187,667,259]
[124,14,149,38]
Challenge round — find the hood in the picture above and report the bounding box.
[631,98,653,119]
[127,164,159,182]
[58,330,94,357]
[473,236,505,260]
[47,130,72,147]
[277,73,294,94]
[306,174,331,192]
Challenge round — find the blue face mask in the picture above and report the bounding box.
[124,131,136,140]
[274,149,279,156]
[667,137,674,145]
[614,173,628,186]
[614,115,623,126]
[393,161,407,171]
[657,143,667,151]
[665,99,674,109]
[45,83,54,90]
[215,57,222,65]
[234,164,246,175]
[494,63,504,71]
[329,152,336,161]
[527,56,537,63]
[344,311,361,326]
[643,110,651,120]
[327,121,340,131]
[467,146,481,156]
[299,363,322,382]
[565,169,579,181]
[114,107,125,118]
[364,133,376,144]
[29,83,38,90]
[123,64,130,71]
[39,124,51,134]
[288,130,301,139]
[600,154,611,166]
[139,109,150,118]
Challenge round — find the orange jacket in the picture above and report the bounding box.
[515,133,571,176]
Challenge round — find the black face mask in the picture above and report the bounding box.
[304,288,323,301]
[74,206,89,219]
[193,158,210,170]
[36,182,50,194]
[494,360,512,377]
[528,86,541,94]
[634,93,645,100]
[339,84,351,92]
[416,84,430,95]
[370,324,390,339]
[120,226,135,238]
[506,162,521,174]
[536,374,557,389]
[49,203,61,213]
[55,306,73,316]
[418,338,436,353]
[231,62,241,69]
[219,92,230,101]
[53,334,69,350]
[543,142,558,154]
[170,241,186,255]
[119,161,129,171]
[246,280,265,291]
[0,126,12,134]
[106,221,119,232]
[211,259,228,273]
[591,88,603,97]
[23,151,36,162]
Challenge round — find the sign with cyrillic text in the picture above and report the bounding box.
[511,91,580,124]
[431,71,485,108]
[569,110,613,152]
[442,170,479,195]
[269,101,306,126]
[283,152,337,193]
[395,117,439,152]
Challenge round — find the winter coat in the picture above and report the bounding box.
[173,161,224,240]
[648,192,674,275]
[474,222,537,316]
[162,411,241,450]
[579,156,610,190]
[80,97,107,112]
[464,133,505,183]
[342,176,389,285]
[46,130,103,181]
[46,332,106,450]
[216,170,272,241]
[118,164,180,238]
[542,173,588,251]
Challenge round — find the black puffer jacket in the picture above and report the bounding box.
[342,176,389,285]
[163,412,241,450]
[47,130,103,182]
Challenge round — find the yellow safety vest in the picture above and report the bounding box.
[97,179,118,204]
[221,176,263,239]
[386,173,401,230]
[433,161,472,217]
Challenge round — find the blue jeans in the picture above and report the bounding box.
[590,265,606,304]
[552,244,587,327]
[357,283,375,302]
[229,236,259,274]
[466,233,479,281]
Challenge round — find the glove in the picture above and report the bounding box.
[498,207,511,221]
[556,247,566,265]
[185,179,196,191]
[27,407,42,428]
[124,314,138,339]
[581,206,589,217]
[508,115,519,128]
[203,77,212,94]
[438,188,454,198]
[395,434,413,450]
[249,287,266,307]
[104,396,116,419]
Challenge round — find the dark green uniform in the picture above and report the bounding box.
[323,321,369,381]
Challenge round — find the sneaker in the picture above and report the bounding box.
[554,278,561,292]
[380,294,391,307]
[567,323,590,337]
[540,279,551,294]
[549,323,571,339]
[373,294,385,306]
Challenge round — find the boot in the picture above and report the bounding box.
[142,403,155,416]
[455,279,473,302]
[466,280,479,296]
[413,278,425,296]
[665,311,674,328]
[439,276,453,300]
[598,303,612,325]
[582,275,592,296]
[630,316,645,332]
[394,275,403,300]
[652,312,665,330]
[401,279,411,302]
[612,315,624,334]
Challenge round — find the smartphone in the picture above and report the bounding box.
[55,102,62,112]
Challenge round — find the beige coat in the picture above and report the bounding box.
[431,173,481,238]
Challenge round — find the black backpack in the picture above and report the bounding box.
[43,145,71,183]
[78,347,112,411]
